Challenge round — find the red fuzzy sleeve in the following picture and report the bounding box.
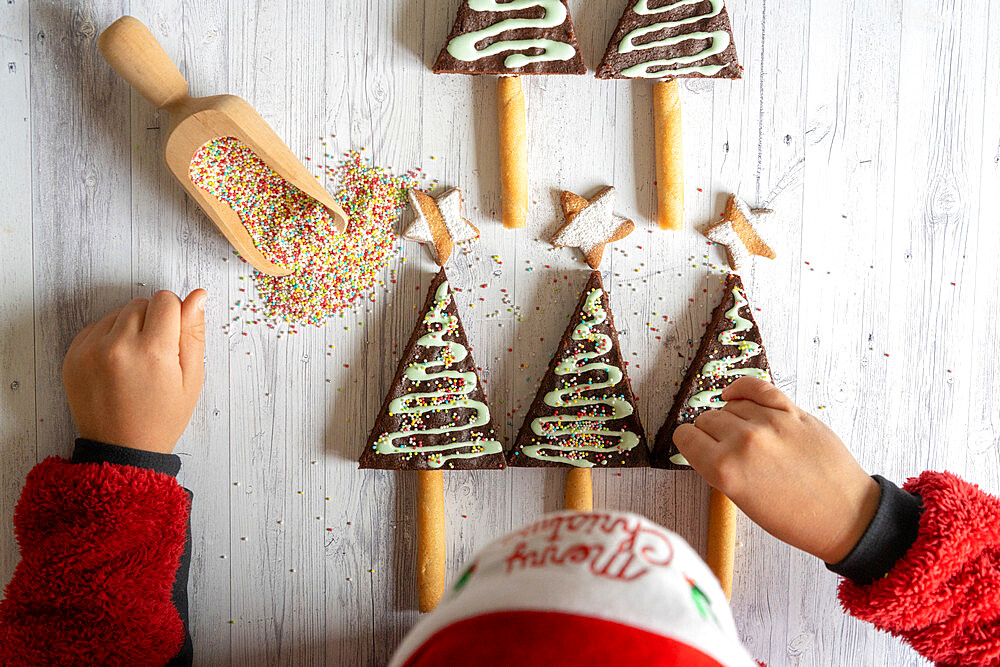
[0,457,190,666]
[838,471,1000,666]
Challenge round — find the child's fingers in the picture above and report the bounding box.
[692,408,746,441]
[179,290,207,385]
[110,298,149,337]
[721,398,774,422]
[142,290,182,340]
[91,307,124,338]
[672,423,718,470]
[721,376,793,411]
[66,321,98,356]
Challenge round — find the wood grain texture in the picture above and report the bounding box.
[127,3,236,663]
[0,0,35,592]
[727,0,810,662]
[1,1,997,666]
[29,0,134,464]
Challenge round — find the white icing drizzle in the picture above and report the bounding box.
[524,288,640,468]
[618,0,731,78]
[374,280,502,468]
[669,452,690,466]
[687,284,769,409]
[447,0,577,68]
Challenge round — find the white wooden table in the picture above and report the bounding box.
[2,1,997,665]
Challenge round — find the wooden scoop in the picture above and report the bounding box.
[97,16,348,277]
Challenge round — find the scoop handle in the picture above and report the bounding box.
[98,16,189,109]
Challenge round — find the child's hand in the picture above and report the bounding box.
[62,290,207,454]
[673,376,880,564]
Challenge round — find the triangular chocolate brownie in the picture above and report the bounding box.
[433,0,586,76]
[596,0,741,80]
[508,271,648,468]
[359,269,505,471]
[651,274,770,469]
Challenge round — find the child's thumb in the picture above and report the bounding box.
[180,289,207,383]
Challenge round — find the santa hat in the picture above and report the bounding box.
[391,511,757,666]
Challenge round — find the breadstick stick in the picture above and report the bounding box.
[653,79,683,230]
[417,469,445,613]
[497,76,527,229]
[565,468,593,512]
[706,488,737,600]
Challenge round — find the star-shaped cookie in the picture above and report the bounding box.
[551,186,635,269]
[402,188,479,266]
[704,194,776,270]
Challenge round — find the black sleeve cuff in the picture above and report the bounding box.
[71,438,182,478]
[826,475,923,585]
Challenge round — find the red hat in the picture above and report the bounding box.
[391,511,757,666]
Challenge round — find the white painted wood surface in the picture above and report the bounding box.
[1,1,997,665]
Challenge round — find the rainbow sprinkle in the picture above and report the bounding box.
[190,138,421,325]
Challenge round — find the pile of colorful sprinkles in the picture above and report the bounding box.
[190,137,422,325]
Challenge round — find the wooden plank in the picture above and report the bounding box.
[225,4,292,661]
[225,2,288,663]
[18,0,136,556]
[882,0,985,478]
[175,4,236,661]
[796,0,991,665]
[0,0,35,592]
[724,0,811,662]
[967,0,1000,488]
[118,3,237,664]
[28,1,133,461]
[321,0,379,660]
[224,1,329,664]
[798,0,907,662]
[323,1,439,662]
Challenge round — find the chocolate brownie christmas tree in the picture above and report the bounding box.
[433,1,586,230]
[360,267,504,613]
[595,1,742,231]
[434,0,586,76]
[596,0,741,80]
[359,269,504,471]
[509,271,648,469]
[651,274,770,469]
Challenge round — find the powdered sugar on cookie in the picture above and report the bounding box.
[402,188,479,266]
[551,186,635,269]
[704,194,776,270]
